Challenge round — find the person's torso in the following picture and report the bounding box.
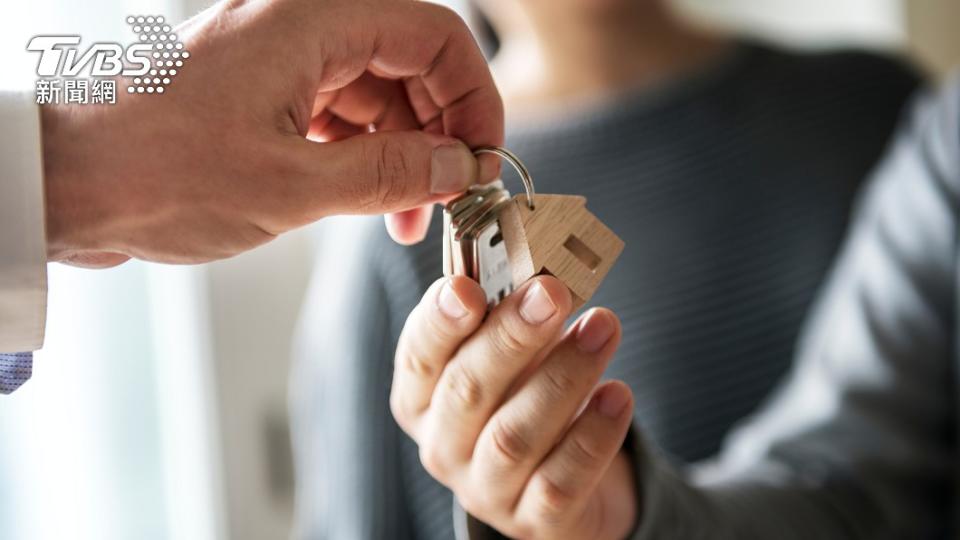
[322,43,921,540]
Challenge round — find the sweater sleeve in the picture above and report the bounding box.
[289,218,414,540]
[633,76,960,540]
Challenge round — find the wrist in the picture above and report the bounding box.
[40,104,109,261]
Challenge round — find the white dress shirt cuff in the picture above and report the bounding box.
[0,92,47,352]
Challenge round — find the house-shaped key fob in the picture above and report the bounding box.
[499,194,624,309]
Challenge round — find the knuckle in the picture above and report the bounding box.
[541,365,579,401]
[423,306,460,341]
[488,321,533,360]
[566,435,603,470]
[368,138,411,209]
[443,363,484,410]
[531,474,576,526]
[234,221,278,252]
[398,306,446,380]
[402,350,437,380]
[489,418,531,467]
[418,442,450,482]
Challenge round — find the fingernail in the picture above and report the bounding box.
[576,310,615,353]
[597,385,630,418]
[477,153,502,183]
[437,280,468,320]
[431,142,477,194]
[519,282,557,325]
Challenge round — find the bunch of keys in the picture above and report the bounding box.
[443,146,624,311]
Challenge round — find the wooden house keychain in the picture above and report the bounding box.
[443,146,624,310]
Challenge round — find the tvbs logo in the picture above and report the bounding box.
[27,36,153,78]
[29,16,189,104]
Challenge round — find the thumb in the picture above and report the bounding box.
[297,130,479,217]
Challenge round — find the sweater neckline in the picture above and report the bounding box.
[503,40,761,141]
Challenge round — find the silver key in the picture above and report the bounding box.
[442,147,536,309]
[443,181,514,308]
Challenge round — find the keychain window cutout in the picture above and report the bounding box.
[563,234,601,271]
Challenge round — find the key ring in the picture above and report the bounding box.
[474,146,536,210]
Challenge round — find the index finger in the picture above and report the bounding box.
[313,0,504,182]
[391,276,488,437]
[423,277,573,463]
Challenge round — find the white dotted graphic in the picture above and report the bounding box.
[124,15,189,95]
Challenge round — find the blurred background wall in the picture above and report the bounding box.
[903,0,960,77]
[0,1,957,539]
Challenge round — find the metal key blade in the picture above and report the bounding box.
[443,182,515,310]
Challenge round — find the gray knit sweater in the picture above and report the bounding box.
[289,43,919,539]
[629,72,960,540]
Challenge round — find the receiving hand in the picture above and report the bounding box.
[40,0,503,267]
[391,276,638,539]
